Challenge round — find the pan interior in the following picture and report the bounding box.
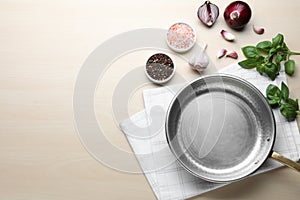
[166,75,275,182]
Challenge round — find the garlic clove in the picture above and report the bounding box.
[217,49,227,58]
[253,25,265,35]
[197,1,219,27]
[226,51,238,59]
[221,30,235,41]
[189,44,209,73]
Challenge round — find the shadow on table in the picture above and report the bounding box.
[189,167,299,200]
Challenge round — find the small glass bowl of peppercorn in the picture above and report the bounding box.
[145,53,175,84]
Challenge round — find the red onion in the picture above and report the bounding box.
[224,1,252,30]
[197,1,219,27]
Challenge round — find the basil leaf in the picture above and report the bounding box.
[295,99,299,110]
[269,48,276,56]
[275,54,283,64]
[242,46,259,58]
[266,84,281,99]
[281,54,287,61]
[284,59,295,76]
[276,63,281,74]
[281,82,289,101]
[239,33,299,84]
[266,84,281,106]
[238,57,264,69]
[256,64,264,75]
[263,63,278,80]
[281,42,289,51]
[286,98,299,110]
[267,97,281,107]
[256,41,272,52]
[280,103,298,121]
[272,34,284,48]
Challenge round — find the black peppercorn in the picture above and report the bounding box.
[145,53,175,84]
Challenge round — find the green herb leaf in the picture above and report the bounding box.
[266,84,281,99]
[263,63,278,80]
[286,98,299,110]
[281,82,289,101]
[275,54,283,64]
[269,48,276,56]
[272,34,284,48]
[238,57,264,69]
[281,54,287,61]
[266,84,281,107]
[266,82,300,120]
[284,59,295,76]
[281,42,289,51]
[256,64,264,75]
[256,41,272,52]
[238,59,257,69]
[275,63,281,75]
[267,97,281,107]
[242,46,259,58]
[280,103,298,121]
[240,33,300,81]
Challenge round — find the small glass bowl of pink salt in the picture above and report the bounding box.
[166,22,196,53]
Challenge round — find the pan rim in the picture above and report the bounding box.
[165,73,276,183]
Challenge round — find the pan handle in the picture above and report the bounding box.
[271,151,300,172]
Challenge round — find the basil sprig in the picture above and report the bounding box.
[266,82,300,121]
[239,34,300,80]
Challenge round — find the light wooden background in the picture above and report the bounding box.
[0,0,299,199]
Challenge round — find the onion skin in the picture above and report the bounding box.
[224,1,252,30]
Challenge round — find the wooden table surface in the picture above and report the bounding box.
[0,0,300,199]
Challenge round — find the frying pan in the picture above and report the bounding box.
[166,74,300,182]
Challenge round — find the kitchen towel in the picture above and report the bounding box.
[120,63,300,200]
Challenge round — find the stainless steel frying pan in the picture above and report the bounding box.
[166,74,300,182]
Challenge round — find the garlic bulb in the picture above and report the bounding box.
[189,44,209,73]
